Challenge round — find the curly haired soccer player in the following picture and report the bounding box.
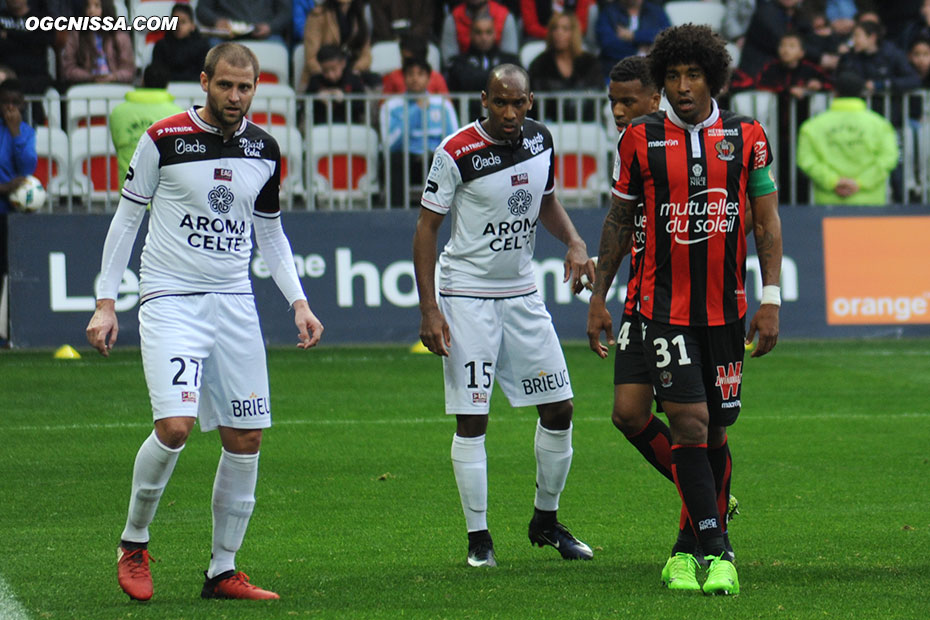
[598,26,783,595]
[86,42,324,602]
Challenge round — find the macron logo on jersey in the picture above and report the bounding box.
[648,139,679,147]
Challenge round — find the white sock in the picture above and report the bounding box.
[207,449,259,579]
[451,434,488,533]
[121,431,183,543]
[534,421,573,512]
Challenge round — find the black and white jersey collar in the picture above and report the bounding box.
[188,106,249,138]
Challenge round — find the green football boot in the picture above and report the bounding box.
[702,554,740,595]
[661,552,701,591]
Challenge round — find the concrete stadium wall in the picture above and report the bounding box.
[7,206,930,348]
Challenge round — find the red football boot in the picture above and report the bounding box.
[117,545,153,601]
[201,570,280,600]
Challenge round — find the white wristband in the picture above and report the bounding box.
[760,285,781,306]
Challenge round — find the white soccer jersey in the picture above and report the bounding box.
[421,119,555,298]
[121,108,280,302]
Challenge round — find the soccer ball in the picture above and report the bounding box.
[10,175,47,212]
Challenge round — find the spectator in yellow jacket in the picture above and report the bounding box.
[797,72,899,205]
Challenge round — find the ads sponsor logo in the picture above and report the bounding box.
[660,188,739,245]
[522,369,570,396]
[472,153,502,171]
[175,138,206,155]
[824,217,930,324]
[707,127,739,137]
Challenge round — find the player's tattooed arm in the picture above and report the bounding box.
[587,195,636,358]
[746,191,782,357]
[592,194,636,299]
[750,191,782,286]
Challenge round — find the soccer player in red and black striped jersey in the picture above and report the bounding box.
[603,25,783,595]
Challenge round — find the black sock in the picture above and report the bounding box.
[671,444,725,557]
[467,530,492,546]
[623,414,674,482]
[120,539,148,551]
[708,437,732,525]
[532,508,557,526]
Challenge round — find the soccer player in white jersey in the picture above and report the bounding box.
[85,43,323,602]
[413,64,597,567]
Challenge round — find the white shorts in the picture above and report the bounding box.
[139,293,271,432]
[439,293,573,414]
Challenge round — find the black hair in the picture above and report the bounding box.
[398,33,427,59]
[142,64,169,89]
[0,78,24,96]
[609,56,655,90]
[855,20,882,40]
[648,24,731,97]
[834,71,865,97]
[170,2,193,20]
[317,44,347,64]
[402,55,431,75]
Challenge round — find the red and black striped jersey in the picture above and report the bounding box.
[613,100,773,326]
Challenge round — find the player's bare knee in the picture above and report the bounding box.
[220,427,263,454]
[538,399,573,430]
[456,414,488,438]
[154,418,193,449]
[611,404,652,436]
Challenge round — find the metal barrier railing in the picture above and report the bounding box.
[21,88,930,213]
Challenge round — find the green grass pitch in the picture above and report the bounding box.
[1,339,928,619]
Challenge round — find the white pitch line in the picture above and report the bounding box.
[0,574,29,620]
[4,412,929,434]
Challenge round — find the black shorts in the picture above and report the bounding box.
[613,312,652,385]
[640,317,746,427]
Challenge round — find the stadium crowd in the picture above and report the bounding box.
[0,0,929,209]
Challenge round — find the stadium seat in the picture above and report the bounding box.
[663,1,726,31]
[34,126,88,200]
[266,125,306,199]
[129,0,174,67]
[248,83,297,127]
[729,90,778,136]
[427,43,441,73]
[369,40,403,76]
[68,126,121,202]
[308,124,380,209]
[240,40,290,84]
[291,43,304,90]
[549,122,610,200]
[166,81,204,110]
[520,40,547,69]
[65,83,132,132]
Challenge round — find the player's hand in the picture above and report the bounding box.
[419,306,451,357]
[564,242,594,295]
[86,298,118,357]
[293,300,323,349]
[586,296,614,359]
[745,304,779,358]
